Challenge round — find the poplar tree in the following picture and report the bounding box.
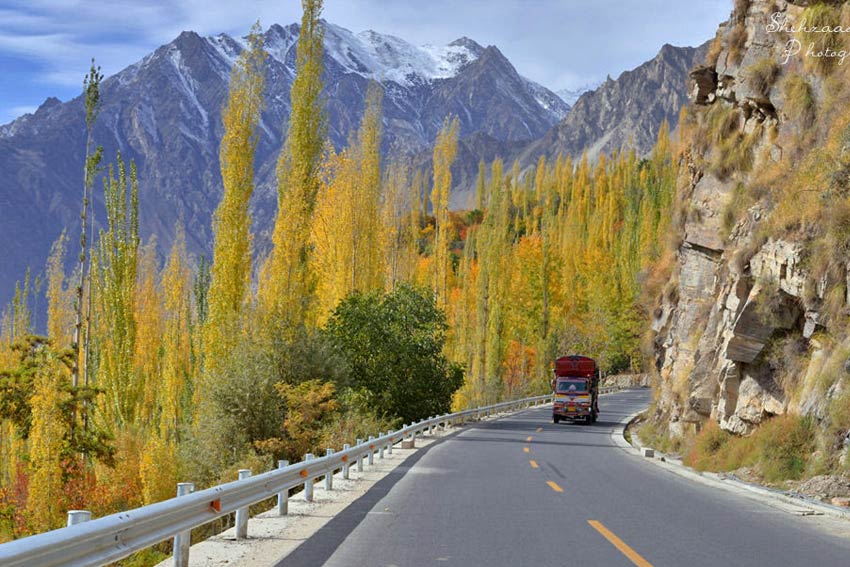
[260,0,326,330]
[204,23,266,386]
[46,231,73,349]
[430,117,459,310]
[72,60,104,390]
[95,154,140,427]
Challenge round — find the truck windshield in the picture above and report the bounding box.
[556,379,587,393]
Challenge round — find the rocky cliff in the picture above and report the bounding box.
[650,0,850,469]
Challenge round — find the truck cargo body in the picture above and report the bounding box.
[551,355,599,424]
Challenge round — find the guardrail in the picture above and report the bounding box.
[0,393,563,567]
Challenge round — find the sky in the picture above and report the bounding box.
[0,0,731,124]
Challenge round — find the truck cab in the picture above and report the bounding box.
[551,355,599,424]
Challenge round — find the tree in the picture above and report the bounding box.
[72,60,104,391]
[260,0,327,330]
[430,117,460,310]
[324,284,463,423]
[46,231,74,350]
[203,23,266,388]
[94,154,139,427]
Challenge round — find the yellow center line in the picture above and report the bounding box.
[526,435,533,442]
[523,447,530,453]
[587,520,654,567]
[536,427,542,432]
[529,460,539,469]
[546,480,563,493]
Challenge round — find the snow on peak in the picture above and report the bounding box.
[320,21,482,86]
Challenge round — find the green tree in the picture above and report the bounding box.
[324,284,463,423]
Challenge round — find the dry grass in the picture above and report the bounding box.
[783,73,817,129]
[797,4,846,76]
[728,24,748,66]
[711,123,763,181]
[685,415,816,482]
[746,58,781,99]
[705,33,723,67]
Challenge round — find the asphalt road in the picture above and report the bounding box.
[277,389,850,567]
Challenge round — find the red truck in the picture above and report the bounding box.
[551,355,599,424]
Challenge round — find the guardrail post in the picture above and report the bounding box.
[428,418,434,435]
[173,483,194,567]
[342,444,351,479]
[67,510,91,527]
[378,433,385,459]
[368,436,375,465]
[387,433,393,455]
[325,449,334,491]
[304,454,315,502]
[235,470,252,539]
[277,461,289,515]
[356,440,364,472]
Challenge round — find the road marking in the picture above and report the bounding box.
[523,447,530,453]
[526,435,533,442]
[536,427,542,432]
[587,520,654,567]
[529,460,539,469]
[546,481,563,493]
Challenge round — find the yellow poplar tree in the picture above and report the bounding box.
[430,116,459,310]
[203,23,267,390]
[260,0,326,330]
[46,230,74,349]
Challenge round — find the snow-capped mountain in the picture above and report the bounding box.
[556,82,600,107]
[0,20,569,306]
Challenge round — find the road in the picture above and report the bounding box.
[276,389,850,567]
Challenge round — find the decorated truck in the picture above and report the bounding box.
[551,355,599,424]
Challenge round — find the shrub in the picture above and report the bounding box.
[324,284,464,424]
[746,58,781,99]
[755,415,816,482]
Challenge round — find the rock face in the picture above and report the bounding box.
[651,0,847,436]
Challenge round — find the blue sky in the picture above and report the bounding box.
[0,0,731,124]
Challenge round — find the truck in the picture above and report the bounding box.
[551,355,599,424]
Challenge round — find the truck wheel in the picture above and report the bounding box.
[553,416,560,424]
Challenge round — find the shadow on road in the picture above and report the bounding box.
[272,432,457,567]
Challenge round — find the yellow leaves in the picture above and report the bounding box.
[311,84,385,322]
[255,380,338,460]
[140,434,178,505]
[260,0,326,328]
[431,117,460,311]
[46,231,73,350]
[26,368,69,532]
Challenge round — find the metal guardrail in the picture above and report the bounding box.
[0,393,564,567]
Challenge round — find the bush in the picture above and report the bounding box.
[324,284,464,424]
[756,415,815,482]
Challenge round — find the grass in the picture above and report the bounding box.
[711,123,763,181]
[783,74,816,129]
[728,24,748,66]
[685,415,816,482]
[797,4,846,76]
[746,58,781,99]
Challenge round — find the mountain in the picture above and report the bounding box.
[516,42,711,167]
[0,21,568,308]
[440,42,710,206]
[555,83,598,106]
